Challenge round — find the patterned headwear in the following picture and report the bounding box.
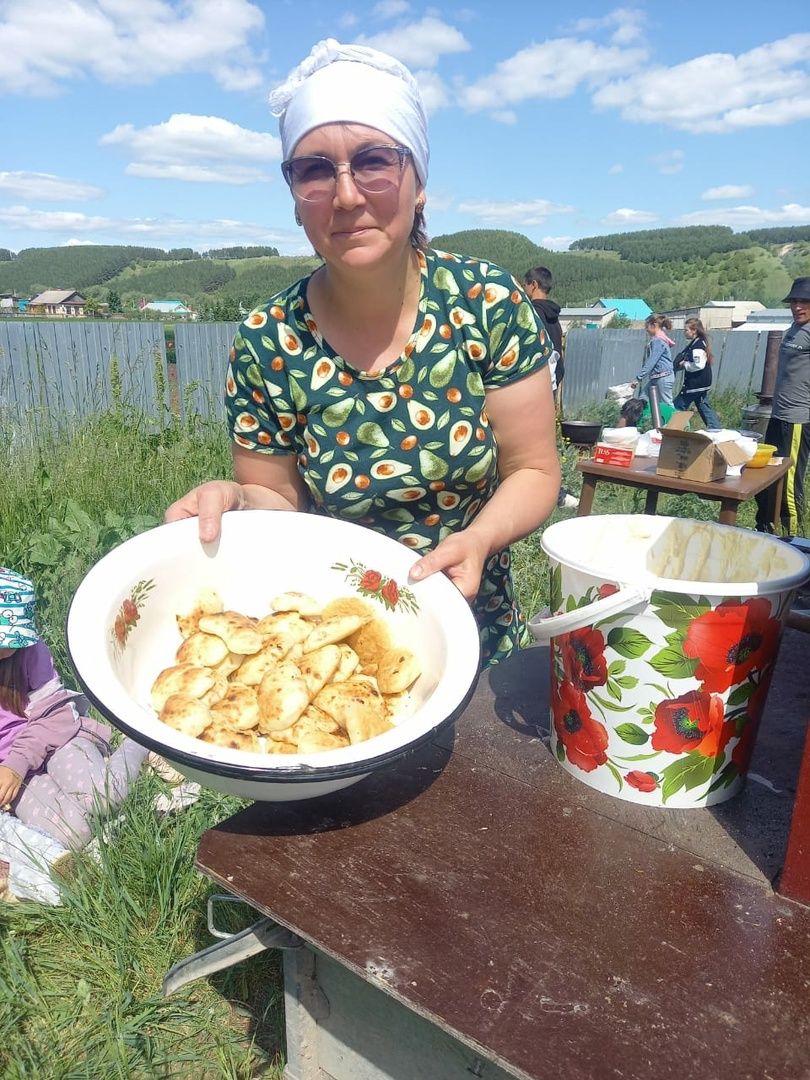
[269,38,429,185]
[0,568,38,649]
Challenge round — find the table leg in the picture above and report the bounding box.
[644,490,659,515]
[718,501,738,527]
[577,477,597,516]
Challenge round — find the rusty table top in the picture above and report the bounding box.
[197,631,810,1080]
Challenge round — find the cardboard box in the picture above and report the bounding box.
[593,443,634,468]
[656,429,749,482]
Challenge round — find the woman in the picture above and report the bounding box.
[634,314,675,406]
[166,40,560,667]
[673,318,721,429]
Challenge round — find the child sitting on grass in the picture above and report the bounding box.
[0,567,149,850]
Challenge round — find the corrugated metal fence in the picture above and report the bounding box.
[0,320,168,423]
[1,320,777,431]
[561,328,771,412]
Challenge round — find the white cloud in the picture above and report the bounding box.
[566,7,646,46]
[64,238,98,246]
[126,164,273,184]
[0,0,265,96]
[373,0,410,17]
[458,38,646,114]
[702,184,754,200]
[0,204,308,253]
[608,164,624,175]
[413,69,450,113]
[0,171,104,201]
[679,203,810,228]
[100,115,281,184]
[542,236,574,250]
[593,32,810,133]
[455,199,575,226]
[357,16,470,69]
[652,150,684,175]
[604,208,658,225]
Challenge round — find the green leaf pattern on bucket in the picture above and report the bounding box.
[550,585,788,807]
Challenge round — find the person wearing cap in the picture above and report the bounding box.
[755,277,810,534]
[166,39,560,666]
[0,568,148,849]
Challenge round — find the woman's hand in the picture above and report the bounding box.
[0,765,23,807]
[409,529,490,602]
[165,481,244,543]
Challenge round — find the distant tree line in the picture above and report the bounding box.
[571,223,810,263]
[202,246,280,260]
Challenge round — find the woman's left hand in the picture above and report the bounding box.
[0,765,23,807]
[408,529,490,602]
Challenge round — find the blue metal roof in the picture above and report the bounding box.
[597,298,652,319]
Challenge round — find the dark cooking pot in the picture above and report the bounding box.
[560,420,602,446]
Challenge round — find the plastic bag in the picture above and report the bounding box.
[0,812,68,905]
[606,382,635,405]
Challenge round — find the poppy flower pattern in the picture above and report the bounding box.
[110,579,155,654]
[225,249,551,667]
[551,682,609,773]
[547,577,789,807]
[682,597,781,693]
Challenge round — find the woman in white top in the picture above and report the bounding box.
[673,318,721,429]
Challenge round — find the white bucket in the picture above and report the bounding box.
[530,515,810,808]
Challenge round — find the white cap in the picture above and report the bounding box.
[270,38,429,185]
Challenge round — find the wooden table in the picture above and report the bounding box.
[194,635,810,1080]
[576,454,790,529]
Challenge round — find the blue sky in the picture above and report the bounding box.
[2,1,808,256]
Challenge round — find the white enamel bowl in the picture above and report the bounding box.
[66,510,480,801]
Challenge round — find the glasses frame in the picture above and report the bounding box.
[280,144,413,203]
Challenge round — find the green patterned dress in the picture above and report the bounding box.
[225,247,551,666]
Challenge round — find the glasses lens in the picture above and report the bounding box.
[351,146,403,194]
[286,157,336,202]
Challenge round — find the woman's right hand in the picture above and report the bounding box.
[165,481,245,543]
[0,764,23,807]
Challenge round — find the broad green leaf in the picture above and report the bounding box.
[708,761,739,795]
[649,648,699,680]
[64,499,94,535]
[614,723,650,745]
[614,675,639,689]
[607,627,652,659]
[660,752,715,803]
[728,682,754,706]
[608,660,626,676]
[650,591,711,631]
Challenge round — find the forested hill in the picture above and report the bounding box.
[2,226,808,315]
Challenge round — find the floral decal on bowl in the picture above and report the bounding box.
[110,579,155,654]
[331,560,419,614]
[548,562,787,807]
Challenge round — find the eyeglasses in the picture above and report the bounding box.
[281,145,412,203]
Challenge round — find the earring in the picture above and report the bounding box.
[294,208,302,226]
[415,200,425,214]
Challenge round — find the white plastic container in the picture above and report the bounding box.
[530,515,810,808]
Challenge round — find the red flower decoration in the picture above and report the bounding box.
[382,579,400,607]
[683,598,781,693]
[598,583,620,598]
[625,770,658,792]
[552,682,609,773]
[114,615,126,645]
[360,569,382,592]
[652,690,734,758]
[122,598,139,624]
[560,626,608,690]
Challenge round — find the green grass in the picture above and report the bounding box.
[0,383,803,1077]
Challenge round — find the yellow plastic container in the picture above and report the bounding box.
[746,443,777,468]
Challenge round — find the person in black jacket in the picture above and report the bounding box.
[673,318,721,428]
[524,266,563,401]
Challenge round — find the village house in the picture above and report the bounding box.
[559,306,618,333]
[140,298,195,319]
[662,300,765,329]
[27,289,87,317]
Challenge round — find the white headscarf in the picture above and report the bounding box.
[269,39,429,185]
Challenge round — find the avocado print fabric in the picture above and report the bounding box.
[225,247,551,667]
